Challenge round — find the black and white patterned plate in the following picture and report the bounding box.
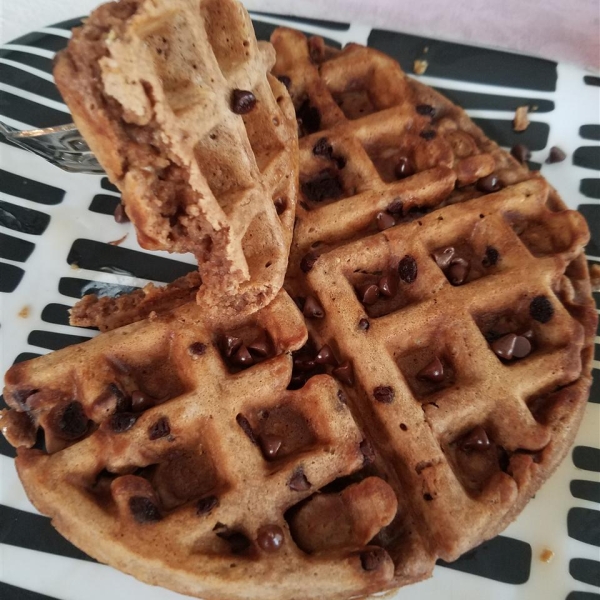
[0,12,598,600]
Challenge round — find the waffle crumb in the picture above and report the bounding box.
[413,59,429,75]
[18,306,30,318]
[513,106,530,132]
[540,548,555,563]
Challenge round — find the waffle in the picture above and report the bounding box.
[54,0,298,313]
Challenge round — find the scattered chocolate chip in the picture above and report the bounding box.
[300,252,319,273]
[416,104,436,117]
[398,255,418,283]
[297,99,321,135]
[231,89,257,114]
[216,528,252,554]
[260,434,283,459]
[56,401,88,440]
[387,199,403,215]
[248,332,271,358]
[188,342,207,358]
[394,156,415,179]
[373,386,395,404]
[108,412,138,433]
[257,524,284,552]
[510,143,531,164]
[332,361,354,385]
[360,548,386,571]
[376,211,396,231]
[357,283,380,305]
[236,414,258,445]
[277,75,291,90]
[274,197,287,214]
[360,439,376,465]
[131,390,157,412]
[337,389,348,404]
[358,318,370,330]
[129,496,161,523]
[476,174,502,193]
[378,274,397,298]
[447,258,469,285]
[289,468,311,491]
[420,130,436,140]
[197,495,219,515]
[114,203,129,223]
[303,296,324,318]
[491,333,518,360]
[460,426,491,452]
[512,335,532,359]
[313,137,333,157]
[546,146,566,163]
[482,246,500,267]
[432,247,456,270]
[148,417,170,440]
[301,169,344,202]
[315,344,337,366]
[530,295,554,323]
[417,357,444,382]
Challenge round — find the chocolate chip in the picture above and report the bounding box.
[476,174,502,193]
[303,296,324,318]
[300,252,318,273]
[256,524,284,552]
[512,335,532,359]
[109,412,138,433]
[511,143,531,163]
[358,318,370,330]
[332,361,354,385]
[289,468,311,491]
[197,495,219,515]
[131,390,157,412]
[56,401,88,440]
[522,329,534,341]
[460,426,491,452]
[222,335,243,358]
[113,203,129,223]
[231,344,254,367]
[360,548,386,571]
[387,199,403,215]
[294,357,316,372]
[373,386,394,404]
[129,496,161,523]
[360,439,376,465]
[376,211,396,230]
[546,146,566,163]
[315,344,337,366]
[297,99,321,135]
[277,75,291,90]
[334,155,346,169]
[301,169,344,202]
[447,258,469,285]
[188,342,207,358]
[398,255,418,283]
[420,130,436,140]
[432,247,456,270]
[236,414,257,445]
[109,384,131,413]
[231,89,257,114]
[482,246,500,267]
[491,333,517,360]
[216,528,252,554]
[378,275,397,298]
[248,332,271,358]
[148,417,170,440]
[394,156,415,179]
[416,104,436,117]
[274,197,287,214]
[357,283,380,305]
[337,389,348,404]
[260,434,283,459]
[417,357,444,382]
[313,137,333,157]
[530,295,554,323]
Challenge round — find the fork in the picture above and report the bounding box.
[0,121,104,174]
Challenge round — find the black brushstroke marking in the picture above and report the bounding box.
[0,504,94,562]
[0,200,50,235]
[0,169,64,205]
[581,179,600,200]
[573,446,600,472]
[527,161,542,171]
[0,89,72,128]
[472,118,549,151]
[41,303,74,327]
[89,194,121,216]
[8,31,68,53]
[49,17,84,31]
[571,480,600,504]
[0,262,24,292]
[568,508,600,547]
[580,125,600,141]
[577,205,600,257]
[590,371,600,405]
[574,147,600,171]
[59,276,139,299]
[0,62,63,103]
[566,593,600,600]
[0,49,54,73]
[28,330,92,351]
[251,19,341,48]
[0,582,62,600]
[434,87,554,113]
[368,29,557,91]
[584,76,600,86]
[67,239,197,283]
[0,232,35,262]
[570,558,600,587]
[100,177,120,194]
[437,535,530,584]
[14,352,42,363]
[250,11,349,30]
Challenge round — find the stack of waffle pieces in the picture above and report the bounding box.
[1,2,596,600]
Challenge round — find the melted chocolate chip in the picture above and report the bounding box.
[148,417,170,440]
[332,361,354,385]
[313,137,333,157]
[109,384,131,413]
[398,255,418,283]
[260,434,283,459]
[417,357,444,382]
[231,89,257,114]
[216,528,252,554]
[394,157,415,179]
[231,344,254,367]
[373,386,395,404]
[315,344,337,366]
[511,143,531,163]
[300,252,319,273]
[236,414,258,445]
[301,169,344,202]
[131,390,157,412]
[56,401,88,440]
[360,548,386,571]
[248,332,271,358]
[376,211,396,231]
[303,296,324,318]
[546,146,566,163]
[482,246,500,267]
[447,258,469,285]
[277,75,291,90]
[432,247,456,270]
[114,203,129,223]
[512,335,532,359]
[197,495,219,515]
[188,342,207,358]
[416,104,436,117]
[357,283,380,305]
[129,496,161,523]
[460,426,491,452]
[476,174,502,193]
[108,412,138,433]
[297,99,321,135]
[491,333,518,360]
[289,468,311,491]
[387,199,404,215]
[222,335,243,358]
[378,274,397,298]
[358,318,370,330]
[530,295,554,323]
[420,130,436,140]
[360,439,376,465]
[257,525,284,552]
